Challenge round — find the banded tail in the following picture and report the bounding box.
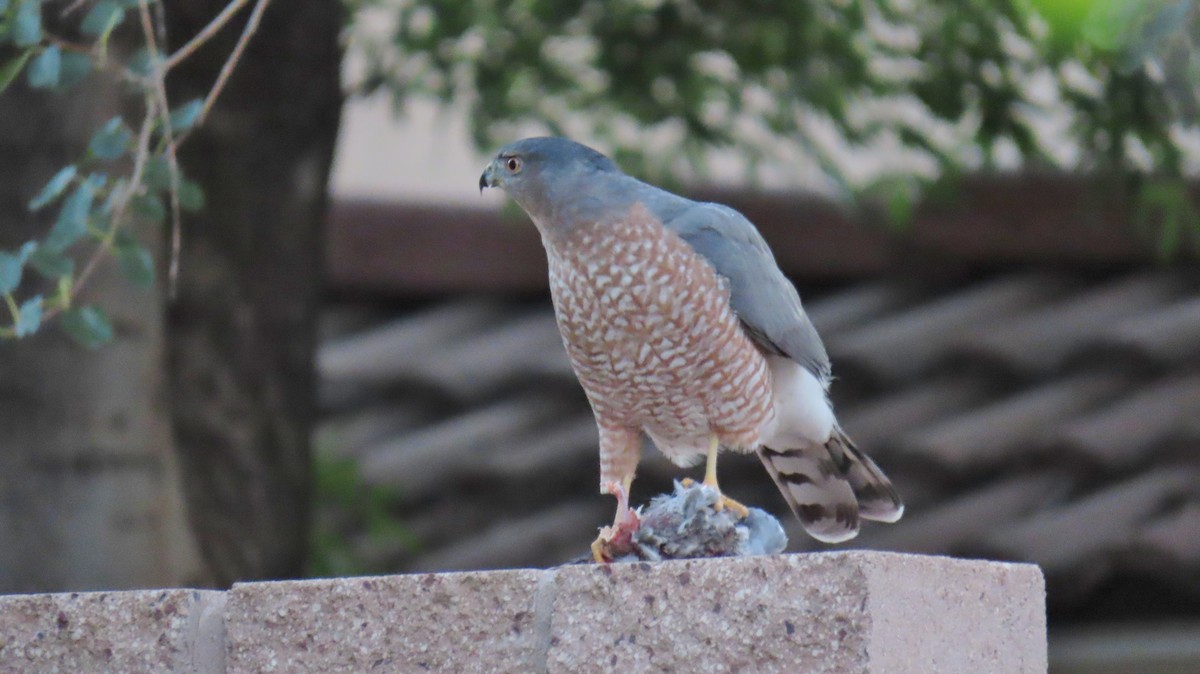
[757,426,903,543]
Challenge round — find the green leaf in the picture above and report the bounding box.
[57,51,93,87]
[0,241,36,293]
[130,192,166,223]
[17,241,36,263]
[80,1,124,38]
[864,174,919,230]
[115,235,154,288]
[142,156,172,192]
[14,295,42,337]
[99,177,127,215]
[88,117,132,160]
[45,180,97,251]
[28,164,77,211]
[61,305,113,348]
[28,246,73,279]
[12,1,42,47]
[0,1,10,15]
[0,49,35,95]
[168,99,204,132]
[26,44,59,88]
[0,241,38,293]
[126,48,161,78]
[177,179,205,212]
[0,253,23,294]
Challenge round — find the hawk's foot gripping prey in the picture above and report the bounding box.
[480,137,903,559]
[680,435,750,519]
[591,478,641,563]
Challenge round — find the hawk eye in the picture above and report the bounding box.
[505,157,522,173]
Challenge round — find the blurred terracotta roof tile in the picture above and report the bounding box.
[1133,501,1200,570]
[839,373,995,454]
[319,299,509,385]
[948,272,1192,377]
[357,393,573,496]
[981,466,1199,575]
[830,273,1074,386]
[1086,295,1200,368]
[1053,374,1200,468]
[403,311,572,400]
[805,282,920,335]
[318,403,436,460]
[896,371,1128,470]
[482,415,599,480]
[848,472,1070,555]
[408,500,604,572]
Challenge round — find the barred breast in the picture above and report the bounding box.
[544,202,775,465]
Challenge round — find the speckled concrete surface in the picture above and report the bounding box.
[546,552,1046,674]
[0,552,1045,673]
[547,554,869,674]
[0,588,224,674]
[224,569,544,674]
[865,553,1046,674]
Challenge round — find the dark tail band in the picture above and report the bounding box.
[757,427,903,543]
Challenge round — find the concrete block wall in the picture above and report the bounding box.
[0,552,1046,673]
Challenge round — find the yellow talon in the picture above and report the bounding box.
[716,493,751,519]
[688,436,751,519]
[591,529,612,563]
[592,475,639,563]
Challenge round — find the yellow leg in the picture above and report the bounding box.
[615,474,634,520]
[698,435,750,518]
[703,435,721,489]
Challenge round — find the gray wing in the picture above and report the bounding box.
[659,201,832,381]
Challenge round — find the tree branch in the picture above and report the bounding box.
[163,0,252,70]
[138,0,185,296]
[196,0,271,127]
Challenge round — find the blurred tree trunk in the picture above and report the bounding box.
[0,0,340,591]
[0,71,204,592]
[163,0,342,584]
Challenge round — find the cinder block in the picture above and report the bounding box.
[864,552,1045,673]
[0,588,225,674]
[545,551,1046,674]
[225,569,546,674]
[1,552,1044,673]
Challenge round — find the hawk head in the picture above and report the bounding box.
[479,137,619,224]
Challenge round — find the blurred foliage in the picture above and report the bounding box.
[309,450,420,577]
[0,0,222,345]
[349,0,1200,252]
[6,0,1198,345]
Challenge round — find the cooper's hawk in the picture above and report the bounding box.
[480,137,902,561]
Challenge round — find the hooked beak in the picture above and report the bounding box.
[479,163,497,194]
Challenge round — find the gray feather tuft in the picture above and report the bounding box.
[602,482,787,562]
